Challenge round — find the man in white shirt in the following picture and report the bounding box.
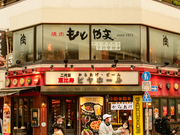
[99,114,125,135]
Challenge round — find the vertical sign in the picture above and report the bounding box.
[3,103,11,135]
[133,95,143,135]
[0,31,7,66]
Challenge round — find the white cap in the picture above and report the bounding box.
[103,114,111,120]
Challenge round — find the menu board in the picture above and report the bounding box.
[3,103,11,135]
[80,97,103,135]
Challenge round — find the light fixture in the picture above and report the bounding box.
[32,69,35,73]
[22,70,25,74]
[5,102,8,105]
[131,65,135,70]
[165,71,170,75]
[70,65,74,69]
[50,65,53,71]
[24,66,27,70]
[5,72,7,76]
[16,60,21,64]
[91,65,95,70]
[8,72,10,75]
[64,60,68,68]
[111,60,119,69]
[42,100,45,107]
[157,70,161,74]
[174,72,178,76]
[111,64,116,69]
[13,71,16,75]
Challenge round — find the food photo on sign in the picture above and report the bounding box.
[80,97,103,135]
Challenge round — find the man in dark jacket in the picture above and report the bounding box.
[161,114,175,135]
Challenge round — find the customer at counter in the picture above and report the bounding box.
[99,114,125,135]
[118,120,131,135]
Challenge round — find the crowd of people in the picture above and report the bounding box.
[50,114,131,135]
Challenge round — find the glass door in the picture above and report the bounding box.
[49,97,77,135]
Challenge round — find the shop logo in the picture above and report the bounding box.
[163,35,169,47]
[135,97,141,134]
[174,83,178,91]
[20,78,25,86]
[158,82,163,89]
[166,82,171,90]
[5,79,11,87]
[13,79,18,86]
[27,77,32,85]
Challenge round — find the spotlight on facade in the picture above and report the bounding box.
[8,72,10,75]
[91,65,95,70]
[32,69,35,73]
[64,60,68,68]
[50,65,53,71]
[111,64,116,69]
[157,70,161,74]
[16,60,21,64]
[70,65,74,69]
[13,71,16,75]
[174,72,178,76]
[131,65,135,70]
[165,71,170,75]
[22,70,25,74]
[5,72,7,76]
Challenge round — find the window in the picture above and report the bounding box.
[149,28,180,66]
[13,27,34,64]
[42,25,89,60]
[91,25,141,60]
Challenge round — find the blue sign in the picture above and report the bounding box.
[151,86,158,92]
[142,71,151,81]
[142,91,151,103]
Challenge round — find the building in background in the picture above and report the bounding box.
[0,0,180,135]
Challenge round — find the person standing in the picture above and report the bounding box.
[53,124,64,135]
[99,114,125,135]
[50,115,65,135]
[118,120,131,135]
[161,114,175,135]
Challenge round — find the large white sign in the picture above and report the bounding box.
[45,71,139,85]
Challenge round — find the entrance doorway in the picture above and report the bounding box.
[48,97,77,135]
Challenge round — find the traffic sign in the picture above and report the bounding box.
[151,86,158,92]
[143,91,151,103]
[142,81,151,91]
[142,71,151,81]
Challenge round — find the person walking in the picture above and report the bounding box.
[118,120,131,135]
[53,124,64,135]
[50,115,65,135]
[161,114,175,135]
[99,114,125,135]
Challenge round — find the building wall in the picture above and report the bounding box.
[0,0,180,33]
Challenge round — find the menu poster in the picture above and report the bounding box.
[163,106,167,116]
[80,97,103,135]
[3,103,11,135]
[144,108,153,131]
[178,104,180,114]
[171,106,175,116]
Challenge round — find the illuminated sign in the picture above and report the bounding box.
[133,95,143,135]
[45,71,139,85]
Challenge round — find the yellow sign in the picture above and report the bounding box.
[133,95,143,135]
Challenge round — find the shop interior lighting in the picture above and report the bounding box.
[91,65,95,70]
[64,60,68,68]
[70,65,74,69]
[50,65,53,71]
[131,65,135,70]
